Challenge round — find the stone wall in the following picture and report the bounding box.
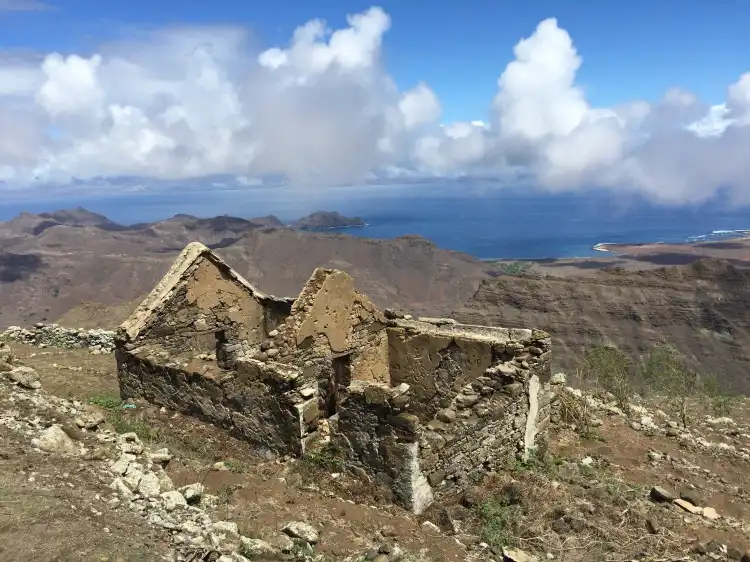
[127,255,284,362]
[272,269,390,384]
[384,316,553,501]
[330,381,434,514]
[1,323,115,353]
[116,346,308,456]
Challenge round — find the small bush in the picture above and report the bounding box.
[224,460,247,473]
[88,393,122,410]
[496,261,534,276]
[640,345,698,428]
[106,410,159,443]
[476,498,522,550]
[576,345,633,408]
[300,444,346,472]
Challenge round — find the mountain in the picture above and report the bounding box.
[5,206,750,394]
[453,258,750,394]
[0,209,491,330]
[292,211,365,230]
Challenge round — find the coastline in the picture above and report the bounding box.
[478,231,750,277]
[590,231,750,256]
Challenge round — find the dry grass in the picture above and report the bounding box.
[465,453,693,562]
[0,435,167,562]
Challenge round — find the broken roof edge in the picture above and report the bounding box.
[118,241,292,342]
[389,316,550,344]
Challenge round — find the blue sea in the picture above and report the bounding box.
[2,183,749,260]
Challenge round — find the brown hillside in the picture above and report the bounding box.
[453,258,750,393]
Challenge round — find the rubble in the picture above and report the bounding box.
[1,323,115,353]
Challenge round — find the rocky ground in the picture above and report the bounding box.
[3,335,750,562]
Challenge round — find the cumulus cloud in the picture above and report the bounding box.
[0,8,749,203]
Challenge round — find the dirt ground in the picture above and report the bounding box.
[4,342,750,562]
[1,344,469,562]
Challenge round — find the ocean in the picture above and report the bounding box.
[2,183,749,260]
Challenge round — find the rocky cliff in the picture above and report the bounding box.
[453,259,750,393]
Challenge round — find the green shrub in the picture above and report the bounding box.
[576,345,633,408]
[476,498,521,550]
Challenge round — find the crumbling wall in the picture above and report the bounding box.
[253,269,391,441]
[386,318,553,500]
[127,256,283,363]
[387,325,493,421]
[273,269,389,381]
[116,347,307,455]
[330,382,434,514]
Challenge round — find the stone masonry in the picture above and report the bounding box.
[115,242,559,514]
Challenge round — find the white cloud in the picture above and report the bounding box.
[1,8,750,203]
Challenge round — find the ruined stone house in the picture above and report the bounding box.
[115,242,559,514]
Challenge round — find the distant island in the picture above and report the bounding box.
[0,207,366,237]
[291,211,366,231]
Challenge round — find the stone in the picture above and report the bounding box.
[212,521,240,538]
[741,551,750,562]
[110,454,135,475]
[161,490,188,511]
[428,471,446,487]
[701,506,720,520]
[650,486,676,502]
[646,518,660,534]
[674,498,702,514]
[461,487,484,508]
[679,489,702,507]
[154,467,174,492]
[421,521,441,533]
[551,517,570,534]
[503,547,539,562]
[119,433,144,455]
[239,537,280,558]
[436,408,457,423]
[267,533,295,552]
[180,483,205,504]
[455,394,480,408]
[149,448,173,465]
[282,521,319,543]
[75,411,106,430]
[122,465,144,491]
[7,366,41,389]
[137,471,162,498]
[110,477,135,500]
[32,425,79,456]
[550,373,566,385]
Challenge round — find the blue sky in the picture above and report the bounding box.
[3,0,748,123]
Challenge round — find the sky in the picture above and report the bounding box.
[1,0,750,204]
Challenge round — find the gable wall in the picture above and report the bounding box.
[133,256,271,359]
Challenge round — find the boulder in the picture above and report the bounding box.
[282,521,319,543]
[31,425,79,455]
[7,366,41,389]
[161,490,188,511]
[650,486,676,502]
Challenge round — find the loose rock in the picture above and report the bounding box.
[31,425,79,455]
[282,521,319,543]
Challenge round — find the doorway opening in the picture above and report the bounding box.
[326,353,352,417]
